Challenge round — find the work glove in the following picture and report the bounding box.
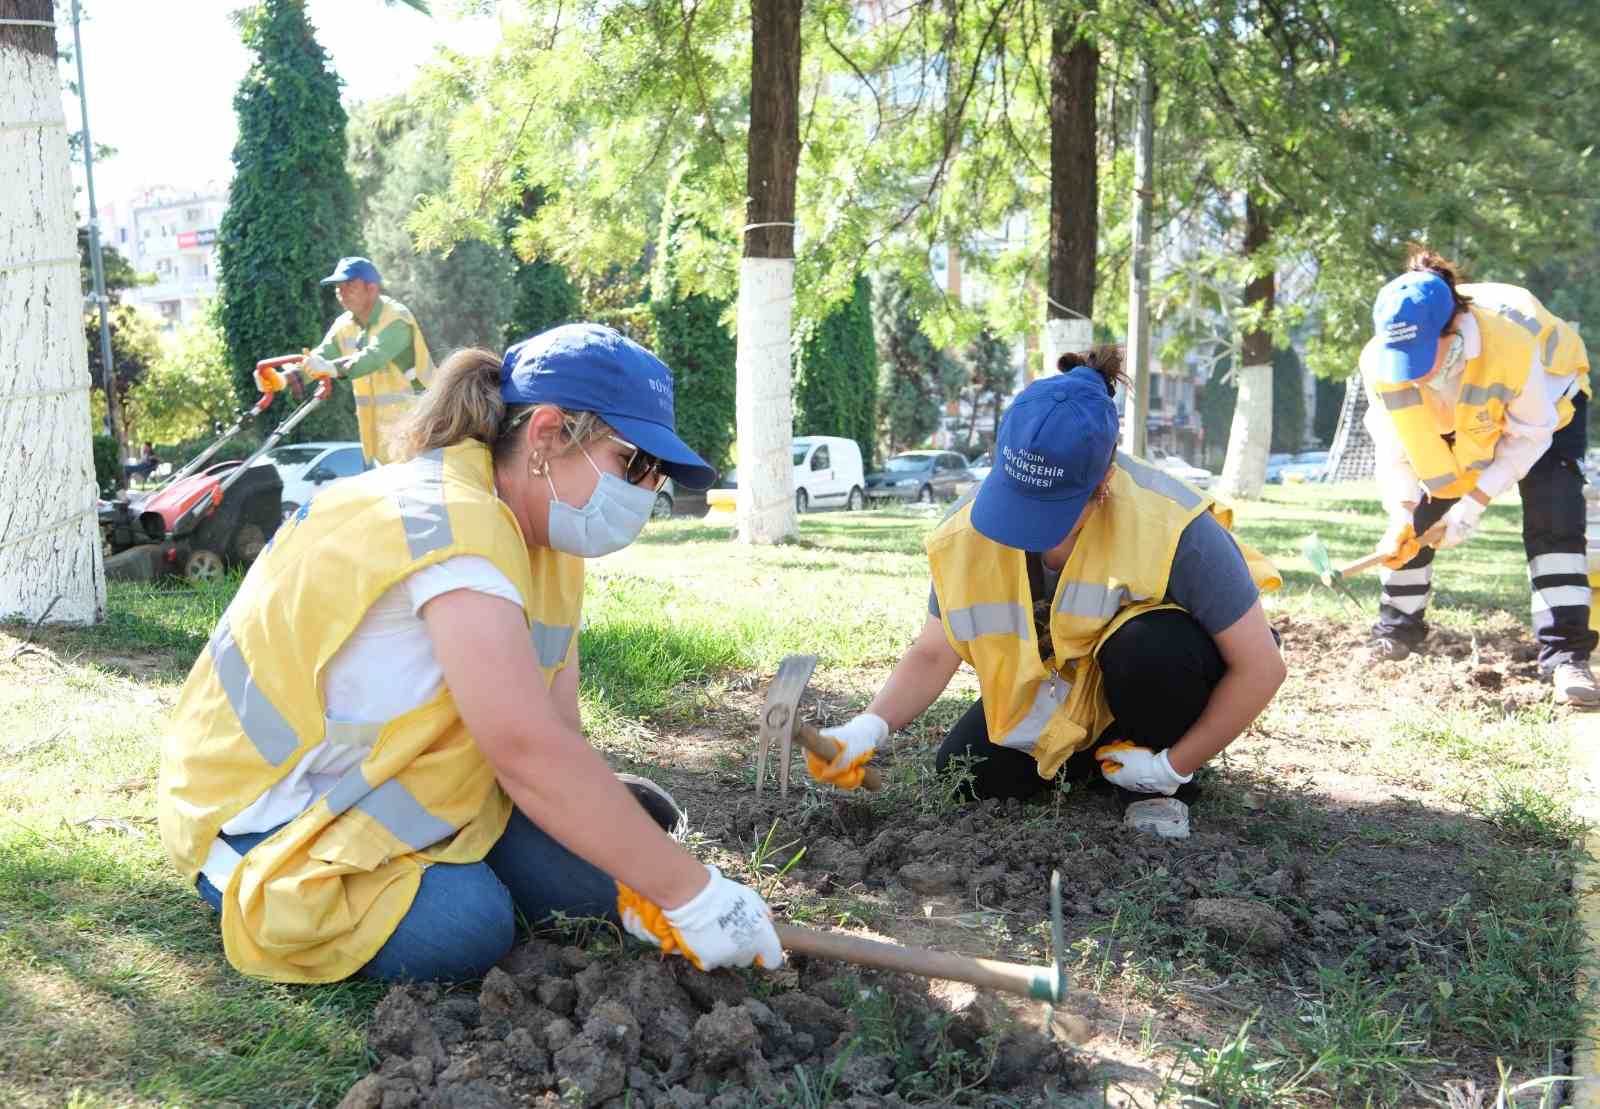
[300,350,340,379]
[1436,497,1486,550]
[1376,512,1424,570]
[616,865,785,971]
[1095,741,1192,796]
[806,712,888,790]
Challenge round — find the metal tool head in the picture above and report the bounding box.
[1301,531,1336,588]
[756,654,818,798]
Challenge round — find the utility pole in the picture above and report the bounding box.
[1123,61,1155,457]
[71,0,124,458]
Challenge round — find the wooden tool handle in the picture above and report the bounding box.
[794,724,883,791]
[1337,524,1447,579]
[774,923,1059,1002]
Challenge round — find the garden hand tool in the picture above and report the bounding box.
[775,871,1082,1040]
[756,654,882,798]
[1302,524,1445,593]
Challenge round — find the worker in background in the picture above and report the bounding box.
[283,257,434,465]
[1363,249,1597,707]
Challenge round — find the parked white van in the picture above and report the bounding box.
[709,435,867,515]
[792,435,866,513]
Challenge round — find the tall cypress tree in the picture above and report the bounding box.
[217,0,359,441]
[796,273,877,467]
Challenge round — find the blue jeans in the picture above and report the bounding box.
[196,808,617,982]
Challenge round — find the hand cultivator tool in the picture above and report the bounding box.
[1302,525,1444,601]
[755,654,882,798]
[775,871,1081,1038]
[99,355,336,583]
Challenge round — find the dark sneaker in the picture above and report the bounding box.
[617,773,687,838]
[1553,662,1600,708]
[1370,637,1412,662]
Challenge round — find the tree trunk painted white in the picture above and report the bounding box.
[735,256,797,544]
[1216,361,1272,500]
[0,16,107,624]
[1040,317,1091,383]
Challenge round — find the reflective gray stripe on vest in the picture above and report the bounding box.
[997,675,1070,753]
[1467,459,1490,472]
[397,449,453,559]
[1544,330,1559,365]
[324,770,456,850]
[1461,382,1515,407]
[354,393,416,408]
[1055,581,1145,621]
[208,617,298,767]
[532,621,574,668]
[1421,473,1458,493]
[1380,388,1422,412]
[1500,306,1540,335]
[1115,451,1202,509]
[946,601,1029,642]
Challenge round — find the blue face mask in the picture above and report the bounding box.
[544,444,657,558]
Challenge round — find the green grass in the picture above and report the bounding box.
[0,492,1589,1106]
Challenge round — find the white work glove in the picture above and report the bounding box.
[300,351,340,379]
[1436,497,1486,549]
[1094,742,1193,796]
[616,865,784,971]
[806,712,888,790]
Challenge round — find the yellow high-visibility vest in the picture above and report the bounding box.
[925,453,1280,778]
[157,440,582,982]
[1368,283,1590,500]
[324,295,436,465]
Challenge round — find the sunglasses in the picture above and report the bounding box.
[607,434,666,489]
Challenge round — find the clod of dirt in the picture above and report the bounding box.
[898,860,964,894]
[477,967,522,1021]
[368,987,448,1069]
[689,1001,761,1071]
[1471,667,1504,690]
[552,1000,639,1105]
[1186,897,1293,954]
[431,1078,513,1108]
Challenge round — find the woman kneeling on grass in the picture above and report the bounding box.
[157,323,783,984]
[807,349,1287,839]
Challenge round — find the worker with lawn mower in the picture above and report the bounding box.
[1361,249,1597,707]
[804,347,1287,841]
[157,323,785,984]
[280,256,436,466]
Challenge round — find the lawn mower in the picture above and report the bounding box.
[100,356,335,583]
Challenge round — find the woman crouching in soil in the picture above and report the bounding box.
[807,348,1287,839]
[157,324,783,983]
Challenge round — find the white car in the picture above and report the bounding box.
[1146,446,1214,490]
[265,441,370,520]
[715,435,868,513]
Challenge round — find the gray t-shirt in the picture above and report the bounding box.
[928,512,1258,644]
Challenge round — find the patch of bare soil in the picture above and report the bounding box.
[346,615,1576,1106]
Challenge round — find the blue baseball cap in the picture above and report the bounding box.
[319,256,381,286]
[500,323,717,490]
[970,367,1120,551]
[1372,271,1454,383]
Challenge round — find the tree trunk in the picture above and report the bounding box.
[1122,60,1154,457]
[1217,193,1274,500]
[735,0,802,544]
[0,0,106,624]
[1042,8,1097,377]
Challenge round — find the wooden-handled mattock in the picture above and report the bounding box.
[756,654,882,798]
[776,871,1069,1009]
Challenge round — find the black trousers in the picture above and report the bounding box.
[1374,393,1595,671]
[934,609,1225,804]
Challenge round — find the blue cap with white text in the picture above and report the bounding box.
[970,367,1121,551]
[1371,271,1455,383]
[500,323,716,490]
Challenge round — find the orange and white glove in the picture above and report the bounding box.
[805,712,887,790]
[300,350,340,379]
[1095,741,1192,796]
[1376,507,1426,570]
[616,865,784,971]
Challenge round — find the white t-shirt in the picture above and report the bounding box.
[200,556,522,888]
